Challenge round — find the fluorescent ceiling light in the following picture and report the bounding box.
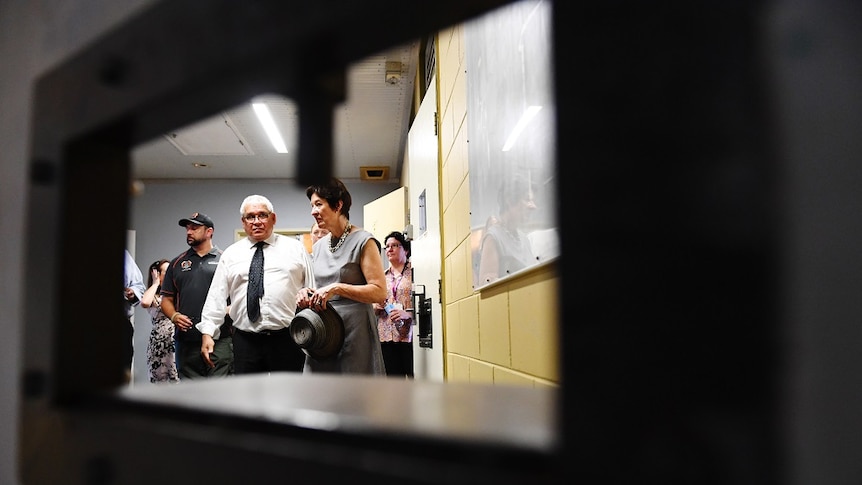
[252,102,288,153]
[502,105,542,152]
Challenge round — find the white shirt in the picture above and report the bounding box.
[197,233,315,338]
[124,249,145,319]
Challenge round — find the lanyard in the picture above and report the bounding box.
[390,264,406,301]
[391,273,404,300]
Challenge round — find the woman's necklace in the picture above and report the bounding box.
[329,220,352,253]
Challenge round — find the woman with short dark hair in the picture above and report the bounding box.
[374,231,414,378]
[296,178,388,374]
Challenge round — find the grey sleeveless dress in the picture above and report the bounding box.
[305,229,386,375]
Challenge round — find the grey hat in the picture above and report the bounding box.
[178,212,214,228]
[290,303,345,361]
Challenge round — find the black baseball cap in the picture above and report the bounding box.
[178,212,214,228]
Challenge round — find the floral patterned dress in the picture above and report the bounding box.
[145,295,179,383]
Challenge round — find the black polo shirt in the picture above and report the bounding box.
[161,246,232,342]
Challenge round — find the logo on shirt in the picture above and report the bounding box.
[180,260,193,271]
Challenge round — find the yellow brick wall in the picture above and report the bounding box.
[436,24,559,388]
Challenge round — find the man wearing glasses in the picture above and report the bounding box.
[197,195,314,374]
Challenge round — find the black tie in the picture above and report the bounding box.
[247,241,265,321]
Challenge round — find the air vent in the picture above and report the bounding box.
[164,113,252,155]
[360,166,390,181]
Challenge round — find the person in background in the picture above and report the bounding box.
[295,177,387,375]
[197,195,313,374]
[311,221,329,244]
[477,175,538,285]
[161,212,234,379]
[123,249,146,384]
[373,231,414,378]
[306,221,330,254]
[142,259,179,383]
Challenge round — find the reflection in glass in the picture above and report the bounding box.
[467,0,558,288]
[477,173,539,284]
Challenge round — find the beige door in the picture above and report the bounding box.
[363,187,407,241]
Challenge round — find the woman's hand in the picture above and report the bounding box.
[151,268,160,285]
[388,307,411,323]
[306,284,337,310]
[295,287,315,309]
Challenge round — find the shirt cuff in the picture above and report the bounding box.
[196,321,220,340]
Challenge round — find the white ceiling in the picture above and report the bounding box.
[131,41,419,182]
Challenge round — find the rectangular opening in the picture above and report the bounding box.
[360,165,390,180]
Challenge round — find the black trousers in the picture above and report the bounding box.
[381,341,414,378]
[122,318,134,371]
[232,328,305,374]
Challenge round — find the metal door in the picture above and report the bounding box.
[406,77,443,381]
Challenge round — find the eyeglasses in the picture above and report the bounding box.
[385,243,402,250]
[243,212,271,223]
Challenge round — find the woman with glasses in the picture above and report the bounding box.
[374,231,414,378]
[295,178,387,375]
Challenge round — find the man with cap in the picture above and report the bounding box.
[160,212,234,379]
